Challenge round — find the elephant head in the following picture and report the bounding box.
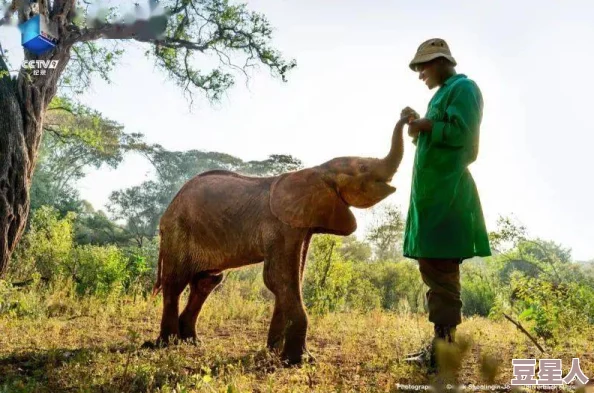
[270,123,404,236]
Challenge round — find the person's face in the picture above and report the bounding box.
[415,58,444,89]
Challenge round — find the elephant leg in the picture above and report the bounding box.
[264,237,309,365]
[263,261,287,352]
[179,272,224,342]
[157,280,186,345]
[279,288,309,365]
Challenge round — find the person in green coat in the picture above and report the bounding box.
[400,38,492,370]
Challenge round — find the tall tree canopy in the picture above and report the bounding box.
[30,96,151,215]
[0,0,296,275]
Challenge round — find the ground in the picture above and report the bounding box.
[0,283,592,392]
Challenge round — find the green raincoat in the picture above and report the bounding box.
[403,74,492,260]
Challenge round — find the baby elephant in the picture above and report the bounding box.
[150,121,405,365]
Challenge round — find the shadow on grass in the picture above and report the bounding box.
[0,343,291,392]
[0,345,135,392]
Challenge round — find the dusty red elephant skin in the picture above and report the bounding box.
[150,122,405,365]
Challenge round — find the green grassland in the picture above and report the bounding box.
[1,274,592,393]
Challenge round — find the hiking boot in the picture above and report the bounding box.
[402,325,457,372]
[403,340,436,370]
[435,324,456,342]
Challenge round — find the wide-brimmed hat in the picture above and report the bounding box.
[409,38,457,71]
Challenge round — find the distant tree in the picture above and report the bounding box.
[74,201,129,246]
[29,97,152,217]
[489,215,577,284]
[365,203,405,262]
[241,154,303,176]
[338,235,372,263]
[107,181,162,247]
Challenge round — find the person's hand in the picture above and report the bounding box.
[409,118,433,135]
[400,106,420,124]
[396,107,419,129]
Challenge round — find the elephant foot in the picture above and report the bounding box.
[280,353,303,367]
[266,337,284,354]
[280,347,308,367]
[179,320,204,347]
[141,337,170,350]
[279,346,316,367]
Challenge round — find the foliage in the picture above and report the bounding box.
[507,272,594,347]
[74,201,131,246]
[8,206,144,298]
[365,203,405,262]
[488,215,594,348]
[68,245,128,296]
[360,260,425,313]
[29,96,154,225]
[120,236,160,296]
[107,181,163,247]
[303,235,421,315]
[302,235,354,314]
[460,260,500,317]
[144,0,298,102]
[9,206,76,282]
[338,235,372,263]
[23,0,298,101]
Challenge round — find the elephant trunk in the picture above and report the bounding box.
[378,123,405,180]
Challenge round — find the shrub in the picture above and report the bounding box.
[69,245,128,296]
[460,261,499,317]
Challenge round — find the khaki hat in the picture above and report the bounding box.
[409,38,457,71]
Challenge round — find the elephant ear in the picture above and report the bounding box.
[270,169,357,236]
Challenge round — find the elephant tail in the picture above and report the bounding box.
[152,241,164,297]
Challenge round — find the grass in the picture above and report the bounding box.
[1,278,593,392]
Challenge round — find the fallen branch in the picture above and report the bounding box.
[503,313,545,353]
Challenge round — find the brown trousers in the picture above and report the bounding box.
[418,258,463,326]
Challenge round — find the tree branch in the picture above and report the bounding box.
[50,0,75,22]
[68,15,168,44]
[503,313,546,353]
[46,105,74,114]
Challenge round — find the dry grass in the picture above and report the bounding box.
[1,283,593,393]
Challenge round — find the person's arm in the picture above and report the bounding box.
[430,81,483,147]
[407,118,431,146]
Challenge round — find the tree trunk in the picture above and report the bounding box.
[0,57,29,277]
[0,43,71,277]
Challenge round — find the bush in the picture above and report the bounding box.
[460,261,499,317]
[70,245,128,296]
[9,206,75,281]
[0,275,45,318]
[362,260,425,313]
[303,235,420,315]
[303,235,358,314]
[120,237,160,295]
[509,272,594,346]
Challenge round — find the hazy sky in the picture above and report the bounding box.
[1,1,593,260]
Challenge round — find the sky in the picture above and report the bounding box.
[1,0,593,261]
